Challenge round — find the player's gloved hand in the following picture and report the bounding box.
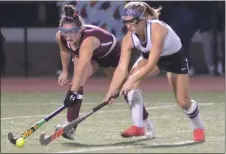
[64,90,81,107]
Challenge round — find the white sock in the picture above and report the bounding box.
[184,100,204,130]
[127,89,144,127]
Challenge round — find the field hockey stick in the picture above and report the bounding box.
[8,105,67,145]
[39,93,119,145]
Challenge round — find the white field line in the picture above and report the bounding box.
[1,102,102,106]
[157,102,217,106]
[1,101,221,106]
[1,103,215,120]
[57,146,132,153]
[1,105,175,120]
[57,137,225,153]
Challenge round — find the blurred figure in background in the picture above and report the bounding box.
[199,1,225,76]
[0,29,6,76]
[165,2,200,75]
[214,1,225,75]
[146,1,201,75]
[151,1,225,76]
[198,1,216,76]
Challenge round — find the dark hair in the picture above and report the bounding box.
[59,5,84,28]
[124,1,162,19]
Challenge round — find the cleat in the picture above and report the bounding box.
[144,119,156,139]
[56,124,75,140]
[121,125,145,138]
[193,128,205,142]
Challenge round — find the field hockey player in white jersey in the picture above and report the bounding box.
[103,1,205,142]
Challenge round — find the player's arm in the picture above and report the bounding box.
[70,37,100,92]
[129,23,168,83]
[56,31,70,74]
[106,32,133,96]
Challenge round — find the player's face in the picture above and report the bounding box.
[123,16,140,33]
[60,23,81,43]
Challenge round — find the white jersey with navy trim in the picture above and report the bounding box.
[131,19,182,56]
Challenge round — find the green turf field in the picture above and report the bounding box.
[1,92,225,153]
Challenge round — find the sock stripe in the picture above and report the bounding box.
[184,100,204,130]
[186,106,199,119]
[190,110,199,119]
[186,105,198,116]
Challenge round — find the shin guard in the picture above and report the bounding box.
[67,86,83,129]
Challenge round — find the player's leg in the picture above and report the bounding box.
[166,73,205,142]
[159,51,205,142]
[67,57,99,122]
[103,66,116,78]
[121,56,160,138]
[57,57,100,140]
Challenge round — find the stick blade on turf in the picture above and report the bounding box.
[39,133,50,145]
[8,132,17,144]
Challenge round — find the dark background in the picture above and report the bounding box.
[0,1,225,77]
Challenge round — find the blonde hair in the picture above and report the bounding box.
[59,5,85,28]
[124,1,162,19]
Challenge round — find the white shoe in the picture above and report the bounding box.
[144,119,156,139]
[56,124,75,140]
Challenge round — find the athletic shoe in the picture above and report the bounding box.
[55,124,75,140]
[121,125,145,138]
[144,119,156,139]
[193,128,205,142]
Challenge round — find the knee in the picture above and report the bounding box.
[176,96,191,110]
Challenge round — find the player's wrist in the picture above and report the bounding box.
[107,90,117,97]
[62,69,68,74]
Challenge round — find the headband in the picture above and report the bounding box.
[123,8,145,18]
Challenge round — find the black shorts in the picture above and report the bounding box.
[139,50,189,74]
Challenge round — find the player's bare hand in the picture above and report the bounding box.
[103,93,114,104]
[103,92,119,104]
[120,79,134,95]
[58,72,68,86]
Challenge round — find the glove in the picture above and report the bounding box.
[64,90,80,107]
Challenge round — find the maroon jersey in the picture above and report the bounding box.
[60,25,121,67]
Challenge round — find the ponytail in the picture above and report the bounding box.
[142,2,162,19]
